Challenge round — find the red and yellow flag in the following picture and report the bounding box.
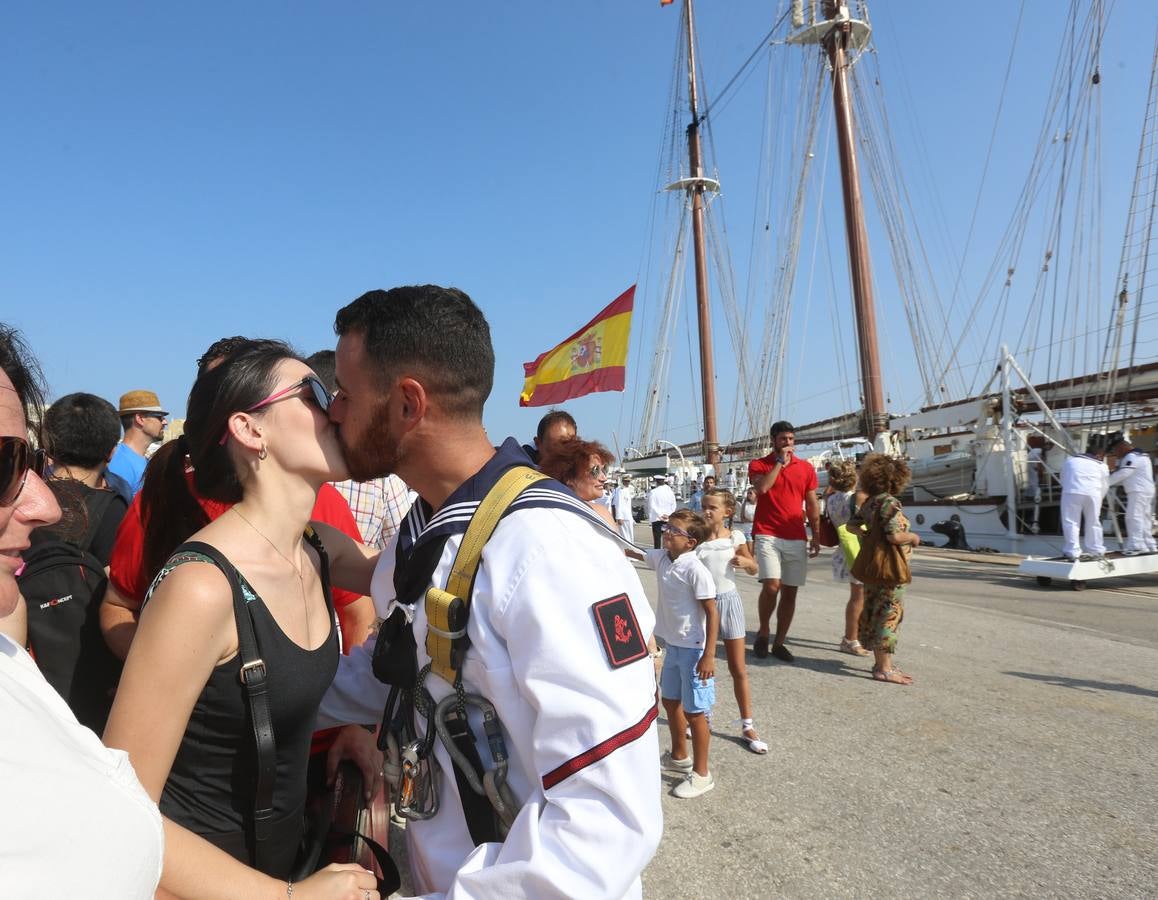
[519,286,635,408]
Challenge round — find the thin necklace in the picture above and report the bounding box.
[230,506,310,646]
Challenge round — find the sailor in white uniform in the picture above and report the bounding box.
[1059,435,1109,560]
[647,474,678,549]
[612,473,637,544]
[1106,433,1157,553]
[318,286,662,900]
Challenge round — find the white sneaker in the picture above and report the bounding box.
[661,751,693,773]
[672,771,715,799]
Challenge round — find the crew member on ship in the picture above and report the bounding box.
[1106,432,1157,554]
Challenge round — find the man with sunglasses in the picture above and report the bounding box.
[107,389,168,497]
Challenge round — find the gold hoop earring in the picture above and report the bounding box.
[258,445,268,460]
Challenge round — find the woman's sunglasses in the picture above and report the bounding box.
[0,436,48,507]
[248,375,332,415]
[589,464,610,478]
[218,376,333,446]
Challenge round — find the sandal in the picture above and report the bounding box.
[872,668,914,685]
[739,719,768,755]
[839,637,870,657]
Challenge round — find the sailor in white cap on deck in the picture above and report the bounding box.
[1060,434,1109,561]
[1106,432,1157,554]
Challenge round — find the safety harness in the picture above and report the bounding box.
[375,465,547,845]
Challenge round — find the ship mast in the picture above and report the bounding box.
[791,0,888,442]
[682,0,721,466]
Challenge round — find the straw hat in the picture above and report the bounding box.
[118,390,168,416]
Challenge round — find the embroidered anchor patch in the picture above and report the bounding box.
[591,594,647,669]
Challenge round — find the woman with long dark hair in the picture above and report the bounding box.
[104,341,379,898]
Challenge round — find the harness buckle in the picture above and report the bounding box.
[238,658,266,686]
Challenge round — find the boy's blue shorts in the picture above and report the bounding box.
[659,644,715,715]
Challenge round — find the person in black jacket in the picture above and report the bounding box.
[26,392,128,730]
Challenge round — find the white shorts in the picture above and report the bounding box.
[753,534,808,586]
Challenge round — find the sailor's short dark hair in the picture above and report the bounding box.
[771,420,795,437]
[335,285,494,420]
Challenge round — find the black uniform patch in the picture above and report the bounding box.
[591,594,648,669]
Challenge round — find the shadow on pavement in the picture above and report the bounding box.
[1004,670,1158,698]
[715,633,870,679]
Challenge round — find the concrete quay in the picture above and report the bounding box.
[385,537,1157,897]
[642,543,1157,899]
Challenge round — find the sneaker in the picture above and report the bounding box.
[672,771,715,799]
[771,643,795,663]
[661,751,693,773]
[753,633,770,658]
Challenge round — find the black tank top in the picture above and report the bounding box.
[149,541,339,877]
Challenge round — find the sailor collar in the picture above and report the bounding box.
[397,436,636,557]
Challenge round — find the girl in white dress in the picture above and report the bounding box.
[697,489,767,754]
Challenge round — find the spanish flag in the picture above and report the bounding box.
[519,286,635,407]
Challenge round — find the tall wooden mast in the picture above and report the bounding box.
[791,1,888,439]
[825,1,887,437]
[683,0,721,465]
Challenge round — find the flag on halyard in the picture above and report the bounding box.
[660,0,675,5]
[519,286,635,407]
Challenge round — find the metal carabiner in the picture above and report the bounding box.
[432,692,513,801]
[395,740,440,821]
[482,767,520,836]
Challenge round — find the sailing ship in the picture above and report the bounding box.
[624,0,1158,556]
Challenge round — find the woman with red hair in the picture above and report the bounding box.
[539,438,617,527]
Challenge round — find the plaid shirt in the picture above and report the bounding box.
[333,475,414,549]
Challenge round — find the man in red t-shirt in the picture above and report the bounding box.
[746,421,821,662]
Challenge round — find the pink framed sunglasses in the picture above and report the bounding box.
[218,376,332,445]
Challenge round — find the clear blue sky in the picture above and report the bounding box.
[2,1,1154,456]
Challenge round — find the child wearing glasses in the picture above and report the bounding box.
[632,508,719,798]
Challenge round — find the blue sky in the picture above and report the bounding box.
[2,1,1155,457]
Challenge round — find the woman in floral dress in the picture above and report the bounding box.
[849,454,921,685]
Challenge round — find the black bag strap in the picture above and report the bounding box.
[19,540,107,582]
[76,488,119,555]
[177,540,278,872]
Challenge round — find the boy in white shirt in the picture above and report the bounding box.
[640,509,719,798]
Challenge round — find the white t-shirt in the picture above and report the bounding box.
[1108,449,1156,494]
[696,529,747,595]
[0,633,163,898]
[1061,454,1108,497]
[646,485,677,522]
[643,549,716,649]
[612,486,634,521]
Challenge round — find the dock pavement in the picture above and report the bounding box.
[642,539,1157,899]
[386,534,1158,898]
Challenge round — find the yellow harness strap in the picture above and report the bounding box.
[425,466,548,683]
